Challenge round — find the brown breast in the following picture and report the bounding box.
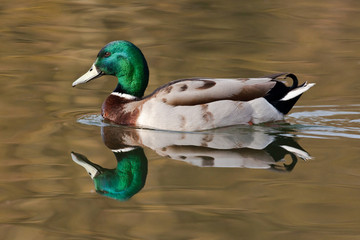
[101,94,141,125]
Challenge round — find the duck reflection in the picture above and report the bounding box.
[71,125,311,200]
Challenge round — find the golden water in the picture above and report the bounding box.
[1,1,360,239]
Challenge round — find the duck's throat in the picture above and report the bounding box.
[113,82,128,95]
[114,72,148,98]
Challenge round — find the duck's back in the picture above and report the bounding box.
[145,77,277,105]
[135,76,285,131]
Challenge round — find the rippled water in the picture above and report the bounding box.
[1,0,360,239]
[288,105,360,139]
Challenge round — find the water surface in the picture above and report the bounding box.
[1,1,360,239]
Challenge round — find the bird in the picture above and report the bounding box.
[72,40,314,131]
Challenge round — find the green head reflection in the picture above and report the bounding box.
[71,146,147,201]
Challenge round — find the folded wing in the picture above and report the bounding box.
[147,73,288,106]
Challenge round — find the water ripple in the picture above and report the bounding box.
[287,105,360,139]
[77,114,109,127]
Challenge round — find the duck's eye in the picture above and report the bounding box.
[104,52,111,58]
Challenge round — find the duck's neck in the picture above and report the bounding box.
[113,56,149,98]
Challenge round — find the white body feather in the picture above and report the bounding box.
[136,97,284,131]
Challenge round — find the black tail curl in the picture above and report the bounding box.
[286,73,298,90]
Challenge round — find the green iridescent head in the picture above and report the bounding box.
[72,40,149,98]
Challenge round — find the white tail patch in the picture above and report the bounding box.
[280,145,312,160]
[280,83,315,101]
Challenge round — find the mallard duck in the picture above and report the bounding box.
[72,40,314,131]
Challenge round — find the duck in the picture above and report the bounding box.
[72,40,315,131]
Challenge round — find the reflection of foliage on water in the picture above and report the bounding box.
[71,125,311,201]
